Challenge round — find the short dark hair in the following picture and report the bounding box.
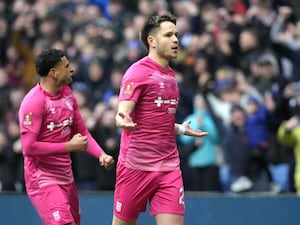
[140,13,176,50]
[230,104,245,114]
[35,48,65,77]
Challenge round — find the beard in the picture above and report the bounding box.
[65,76,73,85]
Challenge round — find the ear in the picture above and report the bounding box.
[147,35,156,48]
[49,68,57,79]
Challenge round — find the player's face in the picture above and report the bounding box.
[55,56,74,86]
[155,21,179,60]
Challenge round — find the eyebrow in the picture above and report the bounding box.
[63,58,70,68]
[163,30,178,36]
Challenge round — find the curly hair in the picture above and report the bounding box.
[35,48,65,77]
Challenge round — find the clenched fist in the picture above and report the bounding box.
[65,133,88,152]
[99,152,115,170]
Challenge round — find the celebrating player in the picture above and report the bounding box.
[18,48,114,225]
[112,13,208,225]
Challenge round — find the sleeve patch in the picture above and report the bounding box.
[23,112,33,126]
[123,82,134,95]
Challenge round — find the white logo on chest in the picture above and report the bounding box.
[47,116,74,131]
[154,96,178,107]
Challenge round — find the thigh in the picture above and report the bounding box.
[155,213,184,225]
[28,183,78,225]
[62,182,80,225]
[112,215,137,225]
[150,170,185,217]
[113,164,157,221]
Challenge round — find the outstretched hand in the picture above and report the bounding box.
[182,120,208,137]
[116,112,137,130]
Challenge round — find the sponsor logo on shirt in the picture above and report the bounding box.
[23,112,33,126]
[123,82,134,95]
[154,96,178,107]
[168,108,177,114]
[47,116,74,131]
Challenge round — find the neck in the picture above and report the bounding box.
[148,52,169,69]
[40,78,59,94]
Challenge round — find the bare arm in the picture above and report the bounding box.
[115,100,137,130]
[175,120,208,137]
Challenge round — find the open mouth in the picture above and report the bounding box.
[171,46,178,53]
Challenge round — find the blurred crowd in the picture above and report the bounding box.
[0,0,300,194]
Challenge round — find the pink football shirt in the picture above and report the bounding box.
[118,56,180,171]
[19,84,103,193]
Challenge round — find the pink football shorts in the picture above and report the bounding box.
[113,163,185,221]
[28,182,80,225]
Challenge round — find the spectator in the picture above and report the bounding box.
[103,67,123,104]
[71,82,99,191]
[180,94,221,191]
[93,107,120,190]
[222,104,253,193]
[245,96,279,191]
[0,127,15,191]
[277,82,300,194]
[270,5,300,82]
